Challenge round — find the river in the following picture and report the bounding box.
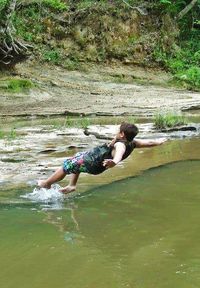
[0,115,200,288]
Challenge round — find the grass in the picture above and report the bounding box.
[0,128,17,140]
[154,113,188,130]
[63,116,138,129]
[7,129,17,140]
[0,79,34,93]
[42,49,62,65]
[0,129,5,139]
[64,116,91,129]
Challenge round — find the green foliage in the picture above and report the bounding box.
[42,49,62,64]
[79,117,91,129]
[0,79,34,93]
[153,36,200,89]
[159,0,172,5]
[7,128,17,140]
[0,129,5,139]
[65,116,91,128]
[64,115,138,129]
[63,59,80,71]
[156,0,198,15]
[0,128,17,140]
[75,0,111,10]
[154,113,188,129]
[128,35,138,44]
[127,116,137,124]
[23,32,34,42]
[194,50,200,62]
[7,79,33,92]
[76,0,95,10]
[13,6,44,42]
[0,0,7,12]
[175,66,200,89]
[43,0,69,11]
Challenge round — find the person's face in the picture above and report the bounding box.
[116,131,126,140]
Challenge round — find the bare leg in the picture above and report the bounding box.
[59,173,80,194]
[38,167,66,189]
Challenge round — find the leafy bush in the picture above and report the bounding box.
[8,79,33,92]
[175,66,200,89]
[13,6,44,41]
[0,0,8,12]
[0,79,34,93]
[154,113,188,129]
[153,38,200,89]
[167,58,186,73]
[42,49,62,64]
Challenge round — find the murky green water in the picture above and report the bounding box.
[1,160,200,288]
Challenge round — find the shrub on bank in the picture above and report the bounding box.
[154,113,188,129]
[0,79,34,93]
[175,66,200,90]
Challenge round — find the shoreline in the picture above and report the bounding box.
[0,63,200,118]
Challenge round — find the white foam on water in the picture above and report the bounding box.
[21,184,64,202]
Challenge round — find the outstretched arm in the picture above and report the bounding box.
[134,138,167,148]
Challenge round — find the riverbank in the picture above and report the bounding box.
[0,62,200,118]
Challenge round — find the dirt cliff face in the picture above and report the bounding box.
[12,2,177,68]
[41,8,164,65]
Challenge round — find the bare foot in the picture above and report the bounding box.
[38,180,51,189]
[59,185,76,194]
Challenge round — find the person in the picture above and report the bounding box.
[38,122,166,193]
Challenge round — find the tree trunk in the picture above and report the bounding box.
[177,0,198,20]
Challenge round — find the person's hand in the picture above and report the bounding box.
[103,159,116,169]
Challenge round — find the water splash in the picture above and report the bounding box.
[21,184,64,203]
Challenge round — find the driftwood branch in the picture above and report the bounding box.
[177,0,198,20]
[121,0,148,15]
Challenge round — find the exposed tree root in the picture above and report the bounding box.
[0,0,32,68]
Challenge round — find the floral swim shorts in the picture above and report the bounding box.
[63,152,89,174]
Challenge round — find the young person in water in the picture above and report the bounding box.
[38,122,166,193]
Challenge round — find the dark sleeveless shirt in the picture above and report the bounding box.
[83,140,136,175]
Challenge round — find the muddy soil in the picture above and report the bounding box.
[0,62,200,117]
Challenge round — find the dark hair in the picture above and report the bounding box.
[120,122,139,141]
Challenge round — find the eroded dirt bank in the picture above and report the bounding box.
[0,62,200,117]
